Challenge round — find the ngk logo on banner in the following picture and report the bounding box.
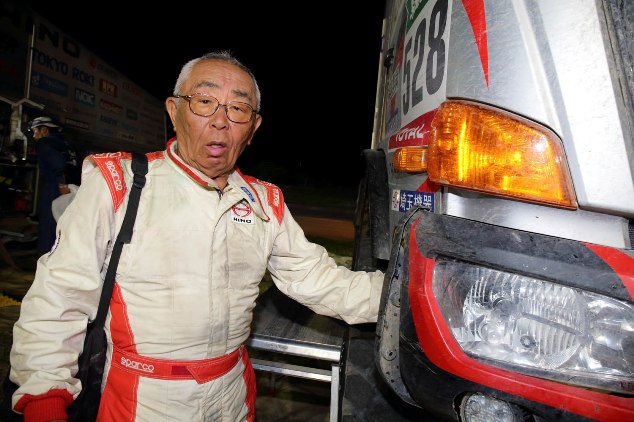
[99,78,118,97]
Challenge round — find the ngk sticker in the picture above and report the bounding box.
[231,202,254,225]
[392,189,434,213]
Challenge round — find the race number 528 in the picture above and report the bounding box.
[401,0,449,117]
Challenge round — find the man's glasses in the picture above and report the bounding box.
[174,93,257,123]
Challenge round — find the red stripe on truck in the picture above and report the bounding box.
[461,0,489,87]
[583,242,634,300]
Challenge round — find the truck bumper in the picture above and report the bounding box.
[376,208,634,421]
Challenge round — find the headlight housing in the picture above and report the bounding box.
[432,258,634,394]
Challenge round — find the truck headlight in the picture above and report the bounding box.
[432,258,634,394]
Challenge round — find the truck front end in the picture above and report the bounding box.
[360,0,634,420]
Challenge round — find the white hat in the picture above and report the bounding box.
[30,116,61,129]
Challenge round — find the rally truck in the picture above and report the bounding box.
[347,0,634,421]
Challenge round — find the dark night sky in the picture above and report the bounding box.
[22,1,387,189]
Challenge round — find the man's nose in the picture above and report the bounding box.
[208,106,229,129]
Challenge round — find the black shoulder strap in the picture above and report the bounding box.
[93,152,148,328]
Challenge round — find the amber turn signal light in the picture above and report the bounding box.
[393,147,428,173]
[428,100,577,209]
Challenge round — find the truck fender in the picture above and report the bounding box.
[353,149,391,271]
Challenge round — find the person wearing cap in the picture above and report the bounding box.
[29,116,79,257]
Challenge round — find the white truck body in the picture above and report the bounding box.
[349,1,634,420]
[377,0,633,249]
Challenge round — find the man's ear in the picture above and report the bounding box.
[247,114,263,146]
[165,97,177,127]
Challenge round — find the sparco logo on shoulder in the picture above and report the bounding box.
[121,357,155,373]
[272,188,280,207]
[105,160,123,191]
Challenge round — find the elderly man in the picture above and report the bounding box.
[9,51,384,421]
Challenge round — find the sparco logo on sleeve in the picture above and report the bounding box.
[121,357,155,373]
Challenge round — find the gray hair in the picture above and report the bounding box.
[173,51,261,111]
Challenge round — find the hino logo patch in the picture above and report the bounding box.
[231,202,254,224]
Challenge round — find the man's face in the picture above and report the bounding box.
[166,60,262,188]
[32,126,46,140]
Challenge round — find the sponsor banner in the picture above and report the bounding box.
[121,92,141,107]
[100,115,117,126]
[99,98,123,114]
[26,13,165,150]
[74,88,95,107]
[72,66,95,87]
[31,71,68,96]
[70,108,97,121]
[95,125,115,137]
[30,93,68,115]
[121,80,143,97]
[99,78,118,97]
[64,117,90,131]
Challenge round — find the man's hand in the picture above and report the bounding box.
[58,184,71,195]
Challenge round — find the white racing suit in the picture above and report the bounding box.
[10,138,384,421]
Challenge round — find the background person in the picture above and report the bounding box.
[9,51,384,421]
[29,116,80,257]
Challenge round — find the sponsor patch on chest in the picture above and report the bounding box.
[231,201,255,224]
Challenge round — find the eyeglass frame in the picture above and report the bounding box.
[173,93,258,123]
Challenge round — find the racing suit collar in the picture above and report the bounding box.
[165,138,270,222]
[226,171,271,222]
[166,138,213,188]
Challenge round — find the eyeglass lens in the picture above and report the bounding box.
[188,94,254,123]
